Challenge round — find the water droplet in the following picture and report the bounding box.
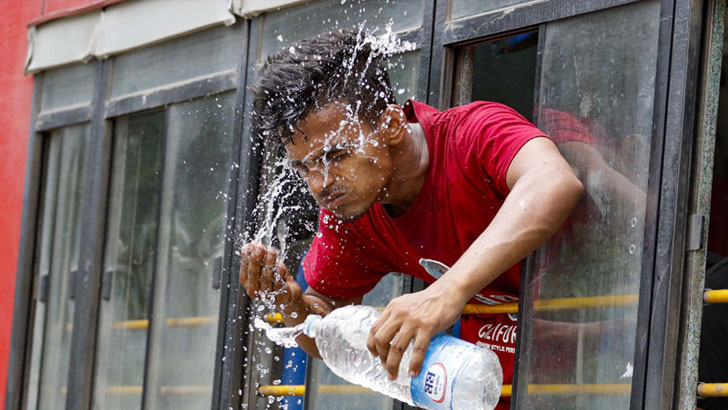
[629,244,636,254]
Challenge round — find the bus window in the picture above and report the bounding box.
[514,2,661,409]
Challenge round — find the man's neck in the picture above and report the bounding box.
[380,121,429,217]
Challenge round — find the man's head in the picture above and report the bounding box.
[253,29,407,221]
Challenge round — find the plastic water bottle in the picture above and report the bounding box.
[302,305,502,410]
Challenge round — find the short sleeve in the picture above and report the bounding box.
[302,210,391,299]
[456,102,548,196]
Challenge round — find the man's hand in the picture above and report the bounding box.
[366,285,465,380]
[239,243,302,309]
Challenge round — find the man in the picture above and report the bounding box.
[240,29,583,409]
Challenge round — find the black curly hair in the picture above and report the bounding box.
[251,28,396,145]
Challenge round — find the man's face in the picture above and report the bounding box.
[285,103,393,221]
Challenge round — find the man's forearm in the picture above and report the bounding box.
[432,163,584,302]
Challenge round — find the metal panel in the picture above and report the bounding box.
[442,0,642,45]
[673,2,725,409]
[218,17,258,410]
[638,0,706,409]
[5,75,43,410]
[95,0,235,57]
[65,60,112,410]
[104,71,238,119]
[35,106,93,132]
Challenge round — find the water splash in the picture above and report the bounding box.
[253,316,304,348]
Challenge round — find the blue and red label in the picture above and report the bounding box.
[411,334,476,409]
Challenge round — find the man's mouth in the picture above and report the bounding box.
[321,191,347,209]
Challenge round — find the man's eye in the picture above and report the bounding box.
[291,164,307,176]
[325,149,348,160]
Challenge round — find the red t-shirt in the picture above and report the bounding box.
[303,99,547,408]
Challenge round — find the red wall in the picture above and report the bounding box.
[0,1,108,407]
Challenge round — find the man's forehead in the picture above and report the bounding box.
[287,103,365,156]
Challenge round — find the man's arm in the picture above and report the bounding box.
[239,243,361,358]
[366,137,584,379]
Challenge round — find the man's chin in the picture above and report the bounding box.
[328,204,369,222]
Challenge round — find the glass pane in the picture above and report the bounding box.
[449,0,525,21]
[92,111,166,410]
[36,124,91,409]
[457,32,538,120]
[305,273,403,410]
[40,63,95,112]
[111,24,243,98]
[259,0,424,60]
[142,93,237,410]
[515,2,660,409]
[388,50,420,105]
[26,132,63,410]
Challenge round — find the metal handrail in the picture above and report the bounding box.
[264,294,641,324]
[258,383,633,397]
[703,289,728,304]
[698,383,728,398]
[111,316,217,330]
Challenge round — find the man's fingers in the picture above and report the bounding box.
[260,248,277,292]
[367,310,390,358]
[246,244,264,296]
[369,316,400,365]
[385,326,415,380]
[239,245,250,288]
[302,293,334,316]
[408,330,434,378]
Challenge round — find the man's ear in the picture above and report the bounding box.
[380,104,408,147]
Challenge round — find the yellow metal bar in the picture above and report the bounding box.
[698,383,728,398]
[258,385,375,395]
[532,294,639,311]
[265,294,640,323]
[524,384,630,395]
[462,303,518,315]
[159,385,212,395]
[106,385,144,395]
[704,289,728,304]
[110,316,217,330]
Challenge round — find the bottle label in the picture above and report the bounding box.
[410,334,475,409]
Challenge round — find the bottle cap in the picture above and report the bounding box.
[302,314,322,338]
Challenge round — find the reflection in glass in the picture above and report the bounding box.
[142,93,236,410]
[93,111,165,410]
[515,2,660,409]
[259,0,424,60]
[34,124,91,410]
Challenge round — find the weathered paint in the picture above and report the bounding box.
[678,1,725,409]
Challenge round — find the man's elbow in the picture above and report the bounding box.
[538,163,584,211]
[565,172,585,203]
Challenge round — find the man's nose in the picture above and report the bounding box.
[307,170,334,195]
